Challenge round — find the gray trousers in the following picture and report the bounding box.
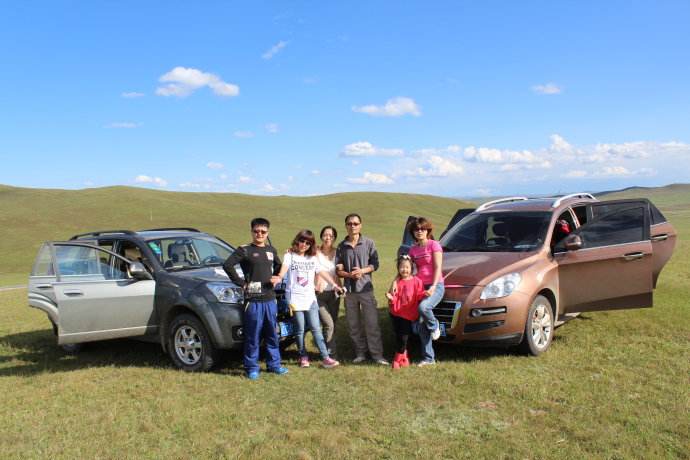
[343,290,384,360]
[317,291,340,356]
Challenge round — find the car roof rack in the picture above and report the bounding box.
[69,230,137,240]
[138,227,201,233]
[476,196,529,212]
[551,193,597,208]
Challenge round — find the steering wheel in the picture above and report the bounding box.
[201,255,224,265]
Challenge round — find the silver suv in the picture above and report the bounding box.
[28,228,293,371]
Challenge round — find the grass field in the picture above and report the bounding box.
[1,184,689,459]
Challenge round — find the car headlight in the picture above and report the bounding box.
[207,282,244,304]
[480,273,521,300]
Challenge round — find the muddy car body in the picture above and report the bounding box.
[401,193,676,354]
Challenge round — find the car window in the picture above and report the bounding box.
[54,245,129,280]
[146,237,233,270]
[649,204,667,225]
[572,205,588,226]
[31,243,55,276]
[569,206,646,249]
[440,211,551,252]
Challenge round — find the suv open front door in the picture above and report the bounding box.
[555,200,653,313]
[50,242,156,344]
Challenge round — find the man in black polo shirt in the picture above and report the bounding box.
[335,213,388,365]
[224,217,288,380]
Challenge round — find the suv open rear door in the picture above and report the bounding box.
[556,200,653,313]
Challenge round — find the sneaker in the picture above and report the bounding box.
[246,370,260,380]
[352,356,367,364]
[417,359,436,367]
[321,357,340,368]
[374,358,390,366]
[431,324,442,341]
[298,356,310,368]
[268,366,289,375]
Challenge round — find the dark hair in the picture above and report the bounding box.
[344,213,362,224]
[407,216,435,241]
[250,217,270,229]
[396,254,416,272]
[320,225,338,240]
[291,229,317,256]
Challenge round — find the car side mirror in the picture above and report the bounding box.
[564,234,583,251]
[129,262,153,280]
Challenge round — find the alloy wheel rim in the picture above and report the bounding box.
[174,326,202,365]
[531,303,553,350]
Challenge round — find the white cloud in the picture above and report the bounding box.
[406,155,464,177]
[265,123,279,134]
[549,134,574,154]
[238,176,252,184]
[414,145,461,156]
[121,92,144,98]
[234,130,255,139]
[531,83,562,95]
[105,121,140,129]
[564,170,588,178]
[311,170,320,175]
[262,41,288,60]
[463,146,550,168]
[341,141,404,157]
[463,146,504,163]
[352,96,421,117]
[135,175,167,187]
[206,162,224,170]
[156,67,239,98]
[347,172,394,185]
[261,183,276,192]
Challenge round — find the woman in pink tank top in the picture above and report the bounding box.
[407,216,445,365]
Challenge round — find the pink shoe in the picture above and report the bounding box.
[299,356,310,368]
[321,357,340,368]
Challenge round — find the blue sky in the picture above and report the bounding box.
[1,1,689,197]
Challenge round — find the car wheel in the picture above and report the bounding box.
[520,295,554,356]
[60,343,82,354]
[168,314,216,372]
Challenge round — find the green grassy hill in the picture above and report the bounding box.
[0,185,469,285]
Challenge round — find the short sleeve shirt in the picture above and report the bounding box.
[408,240,443,286]
[283,252,320,311]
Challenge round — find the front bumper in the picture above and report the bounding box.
[434,286,531,346]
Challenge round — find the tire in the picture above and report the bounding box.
[520,295,554,356]
[168,314,217,372]
[60,343,82,354]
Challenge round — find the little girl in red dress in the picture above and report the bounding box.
[386,255,426,368]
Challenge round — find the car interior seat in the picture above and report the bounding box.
[166,243,192,268]
[488,222,510,246]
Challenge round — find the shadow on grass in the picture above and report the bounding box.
[0,328,249,377]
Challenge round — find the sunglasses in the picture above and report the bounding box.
[252,229,268,235]
[298,239,312,245]
[345,221,361,227]
[413,227,428,232]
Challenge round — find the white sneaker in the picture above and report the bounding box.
[352,356,367,364]
[417,359,436,367]
[374,358,390,366]
[431,324,441,341]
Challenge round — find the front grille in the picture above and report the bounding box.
[433,301,460,329]
[464,320,505,333]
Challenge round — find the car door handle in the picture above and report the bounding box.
[651,234,668,242]
[622,252,645,261]
[63,289,84,296]
[36,284,52,289]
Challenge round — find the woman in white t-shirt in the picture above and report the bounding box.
[275,229,343,368]
[315,225,343,358]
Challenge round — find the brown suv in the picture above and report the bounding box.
[400,193,676,355]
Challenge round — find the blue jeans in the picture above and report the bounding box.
[293,301,330,359]
[418,283,445,362]
[243,299,282,373]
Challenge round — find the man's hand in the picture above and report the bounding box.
[270,275,282,286]
[385,292,394,301]
[351,266,363,280]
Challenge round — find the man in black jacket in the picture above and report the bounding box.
[224,217,288,380]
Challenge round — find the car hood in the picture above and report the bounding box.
[442,252,536,287]
[168,266,240,286]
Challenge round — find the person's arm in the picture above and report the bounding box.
[223,246,246,287]
[316,271,344,294]
[335,245,350,279]
[366,240,380,274]
[425,243,443,296]
[271,251,288,286]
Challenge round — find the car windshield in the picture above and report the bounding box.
[440,211,551,252]
[146,237,233,271]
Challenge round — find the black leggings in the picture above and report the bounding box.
[390,314,413,353]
